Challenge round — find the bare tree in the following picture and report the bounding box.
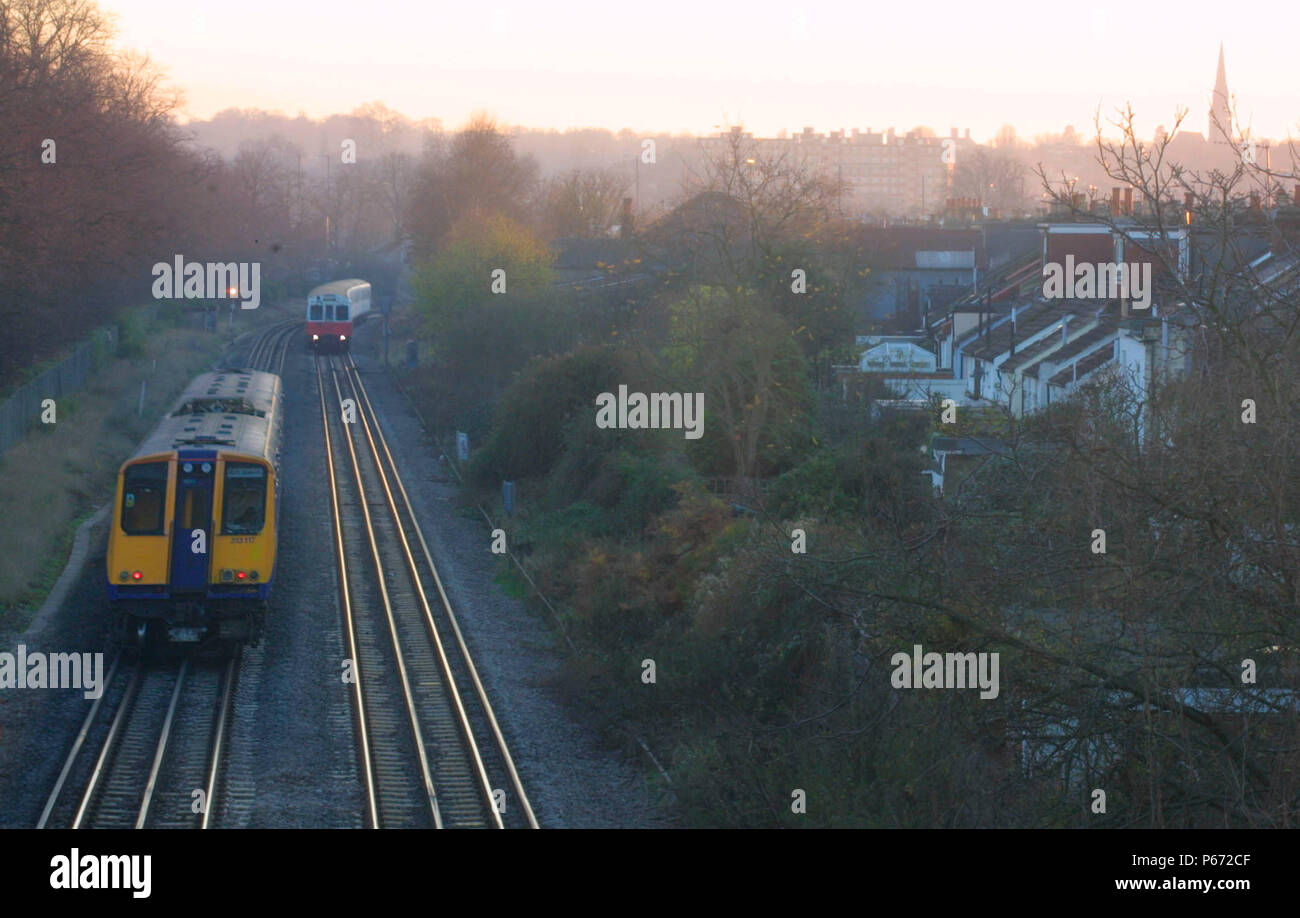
[540,167,628,239]
[953,147,1027,210]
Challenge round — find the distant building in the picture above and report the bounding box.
[1211,42,1232,144]
[699,125,973,219]
[850,226,983,324]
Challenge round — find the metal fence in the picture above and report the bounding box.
[0,325,118,458]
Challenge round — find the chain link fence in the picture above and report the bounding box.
[0,325,118,458]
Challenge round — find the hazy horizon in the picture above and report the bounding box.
[106,0,1299,144]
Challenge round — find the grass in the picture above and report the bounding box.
[0,300,294,629]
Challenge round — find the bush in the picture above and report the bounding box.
[468,345,629,484]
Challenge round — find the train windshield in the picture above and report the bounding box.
[121,462,167,535]
[308,302,323,320]
[334,303,349,320]
[221,462,266,534]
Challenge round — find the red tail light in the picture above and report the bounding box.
[132,571,143,580]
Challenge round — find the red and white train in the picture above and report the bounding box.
[306,279,371,352]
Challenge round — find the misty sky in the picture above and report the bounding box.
[106,0,1298,142]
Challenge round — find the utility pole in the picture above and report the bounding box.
[321,153,332,257]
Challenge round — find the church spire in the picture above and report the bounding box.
[1210,43,1231,143]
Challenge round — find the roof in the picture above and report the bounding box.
[1252,248,1300,287]
[997,324,1073,374]
[308,278,369,300]
[947,250,1042,313]
[931,436,1011,457]
[1048,344,1115,388]
[554,237,635,271]
[1023,320,1117,379]
[134,369,281,461]
[964,298,1093,362]
[853,226,984,271]
[927,285,971,310]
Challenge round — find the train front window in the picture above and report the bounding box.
[121,462,167,535]
[179,479,212,530]
[222,462,266,534]
[335,304,349,321]
[308,302,323,321]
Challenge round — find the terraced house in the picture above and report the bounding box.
[840,217,1212,435]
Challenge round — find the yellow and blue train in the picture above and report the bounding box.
[107,368,283,646]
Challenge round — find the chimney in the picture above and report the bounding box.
[951,127,959,139]
[621,197,634,238]
[1123,188,1134,215]
[1111,187,1121,215]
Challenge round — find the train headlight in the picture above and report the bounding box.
[312,334,320,341]
[339,335,347,341]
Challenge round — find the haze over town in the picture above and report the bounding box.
[106,0,1297,144]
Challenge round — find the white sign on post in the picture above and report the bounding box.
[456,431,469,463]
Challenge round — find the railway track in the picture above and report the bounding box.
[38,655,238,828]
[316,352,537,828]
[245,318,300,374]
[37,320,295,830]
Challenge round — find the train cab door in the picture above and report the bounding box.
[171,453,216,593]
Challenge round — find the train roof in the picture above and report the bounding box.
[132,368,282,462]
[308,278,370,300]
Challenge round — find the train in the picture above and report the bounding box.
[106,368,283,648]
[306,278,371,352]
